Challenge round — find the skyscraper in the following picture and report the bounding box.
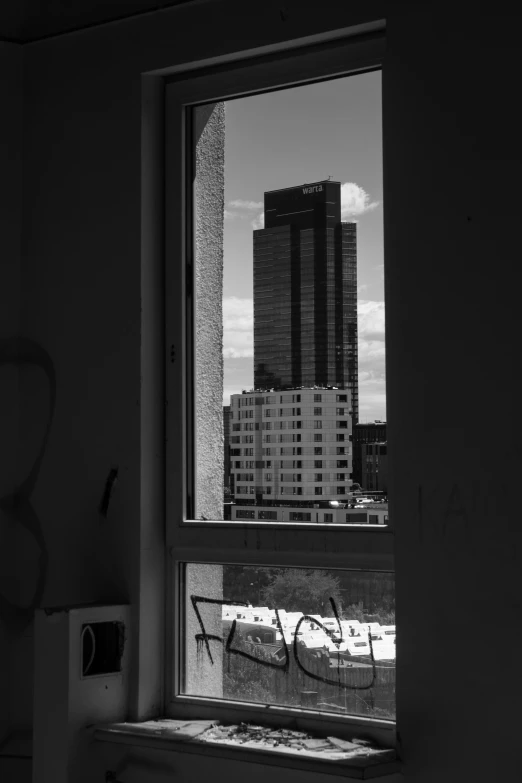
[253,180,358,422]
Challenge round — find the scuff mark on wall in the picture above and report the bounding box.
[99,467,119,517]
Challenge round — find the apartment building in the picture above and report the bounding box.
[230,388,353,503]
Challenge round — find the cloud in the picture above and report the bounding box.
[225,199,264,222]
[224,209,241,220]
[223,296,253,359]
[341,182,380,219]
[228,199,263,210]
[358,301,386,403]
[251,212,264,230]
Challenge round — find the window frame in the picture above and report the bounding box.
[164,30,394,745]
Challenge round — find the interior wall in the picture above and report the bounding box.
[385,7,522,780]
[0,41,24,746]
[8,1,520,782]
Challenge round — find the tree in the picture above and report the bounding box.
[261,569,343,617]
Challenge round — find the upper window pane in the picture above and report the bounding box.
[192,72,386,522]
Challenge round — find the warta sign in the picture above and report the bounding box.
[302,185,323,194]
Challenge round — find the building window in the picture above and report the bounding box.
[336,420,348,429]
[314,393,322,402]
[336,408,345,415]
[337,460,348,468]
[336,447,346,455]
[314,420,322,429]
[258,510,278,520]
[236,510,255,519]
[324,513,333,523]
[289,512,311,522]
[314,434,323,442]
[336,434,345,442]
[336,394,347,402]
[314,447,323,455]
[314,487,323,496]
[314,407,322,415]
[314,460,323,468]
[314,474,323,481]
[337,487,346,495]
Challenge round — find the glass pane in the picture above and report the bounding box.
[182,563,395,720]
[192,71,386,523]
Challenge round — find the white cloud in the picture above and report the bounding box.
[358,300,385,344]
[341,182,380,219]
[223,296,253,359]
[223,347,253,358]
[224,209,241,220]
[228,199,263,210]
[251,212,264,230]
[358,301,386,413]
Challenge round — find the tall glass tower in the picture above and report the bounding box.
[253,180,358,421]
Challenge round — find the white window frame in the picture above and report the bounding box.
[164,31,394,747]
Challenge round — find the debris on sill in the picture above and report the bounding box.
[199,722,396,763]
[96,719,396,766]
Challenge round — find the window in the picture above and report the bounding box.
[166,32,393,745]
[289,512,311,522]
[314,447,323,455]
[324,513,333,523]
[336,447,346,455]
[336,434,345,442]
[337,460,348,468]
[236,509,255,519]
[336,473,345,481]
[314,460,323,468]
[336,420,348,429]
[258,510,277,520]
[313,407,322,415]
[314,474,323,481]
[336,408,345,415]
[337,487,346,495]
[336,394,347,402]
[369,514,379,524]
[313,420,322,429]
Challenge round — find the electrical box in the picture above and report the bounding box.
[33,604,130,783]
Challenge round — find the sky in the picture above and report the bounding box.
[221,70,386,422]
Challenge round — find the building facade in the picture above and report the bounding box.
[352,421,387,487]
[253,180,358,422]
[229,388,354,504]
[361,441,388,493]
[223,405,231,490]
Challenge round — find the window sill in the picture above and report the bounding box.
[94,720,401,780]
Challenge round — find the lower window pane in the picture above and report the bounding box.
[182,563,395,720]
